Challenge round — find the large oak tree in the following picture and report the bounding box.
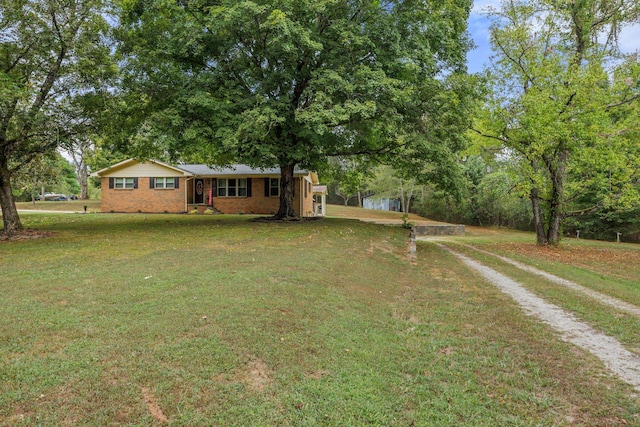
[116,0,475,218]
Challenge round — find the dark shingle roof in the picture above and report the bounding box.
[177,164,308,176]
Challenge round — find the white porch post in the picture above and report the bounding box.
[184,177,193,212]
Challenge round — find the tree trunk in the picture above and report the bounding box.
[78,160,89,200]
[333,188,348,205]
[0,164,23,235]
[530,187,547,245]
[547,210,563,245]
[404,188,414,214]
[274,163,297,219]
[546,150,568,245]
[70,148,90,199]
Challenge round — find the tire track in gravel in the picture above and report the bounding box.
[438,243,640,392]
[459,243,640,318]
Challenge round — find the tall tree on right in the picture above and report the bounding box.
[473,0,640,245]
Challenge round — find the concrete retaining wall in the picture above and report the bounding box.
[414,224,465,236]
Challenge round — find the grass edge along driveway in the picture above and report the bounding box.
[438,243,640,392]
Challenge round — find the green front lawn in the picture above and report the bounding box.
[1,213,638,425]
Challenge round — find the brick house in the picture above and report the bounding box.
[92,159,325,216]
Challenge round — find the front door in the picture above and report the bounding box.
[194,178,204,204]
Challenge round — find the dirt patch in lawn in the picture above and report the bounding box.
[212,358,273,393]
[489,242,640,281]
[305,370,330,380]
[367,238,395,255]
[0,229,55,241]
[240,359,272,392]
[141,387,169,424]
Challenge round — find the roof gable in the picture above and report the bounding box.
[91,159,193,177]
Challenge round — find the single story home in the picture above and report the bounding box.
[91,159,326,217]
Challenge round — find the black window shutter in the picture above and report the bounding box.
[246,178,252,197]
[149,177,155,189]
[264,178,270,197]
[212,178,217,197]
[109,177,114,189]
[133,178,138,189]
[174,177,179,189]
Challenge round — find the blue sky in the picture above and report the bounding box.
[466,0,497,74]
[466,0,640,74]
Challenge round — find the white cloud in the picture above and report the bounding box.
[619,23,640,54]
[467,2,639,73]
[471,0,502,15]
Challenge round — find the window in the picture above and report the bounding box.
[229,179,237,197]
[114,177,135,189]
[238,179,247,197]
[154,177,177,189]
[269,178,279,197]
[217,178,247,197]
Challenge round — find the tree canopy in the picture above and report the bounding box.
[0,0,110,233]
[116,0,476,218]
[472,0,640,245]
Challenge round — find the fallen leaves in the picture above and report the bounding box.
[491,242,640,281]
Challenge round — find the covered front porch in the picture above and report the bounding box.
[185,177,214,207]
[312,185,327,217]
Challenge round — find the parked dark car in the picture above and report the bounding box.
[44,194,68,201]
[35,193,55,201]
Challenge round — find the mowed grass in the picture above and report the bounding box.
[1,211,639,425]
[326,204,446,224]
[15,200,102,213]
